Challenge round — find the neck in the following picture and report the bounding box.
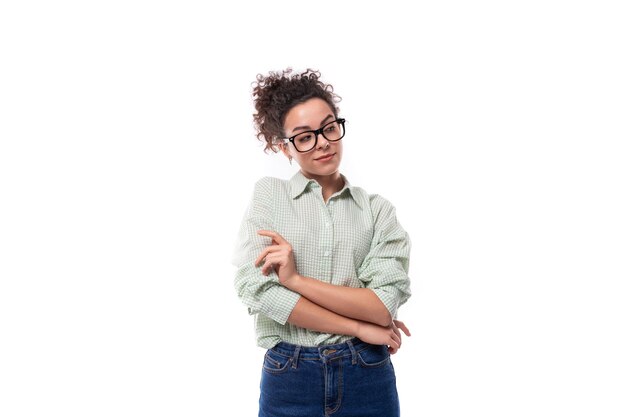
[301,170,344,200]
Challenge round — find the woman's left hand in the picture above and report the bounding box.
[388,320,411,355]
[255,230,300,287]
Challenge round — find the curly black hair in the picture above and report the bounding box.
[252,68,341,153]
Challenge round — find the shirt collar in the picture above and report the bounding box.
[289,170,363,209]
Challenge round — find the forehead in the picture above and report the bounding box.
[283,98,334,131]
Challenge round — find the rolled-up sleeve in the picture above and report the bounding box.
[231,178,301,325]
[357,195,412,319]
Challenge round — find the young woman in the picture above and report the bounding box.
[232,68,412,417]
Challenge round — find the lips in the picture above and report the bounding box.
[315,153,335,161]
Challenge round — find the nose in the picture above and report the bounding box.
[316,134,330,149]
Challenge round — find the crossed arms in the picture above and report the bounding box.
[233,180,411,352]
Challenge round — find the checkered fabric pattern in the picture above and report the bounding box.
[232,170,412,349]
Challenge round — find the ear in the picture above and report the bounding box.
[279,143,292,160]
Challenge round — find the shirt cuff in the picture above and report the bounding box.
[257,285,301,325]
[370,287,401,319]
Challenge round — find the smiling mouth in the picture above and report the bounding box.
[315,153,335,161]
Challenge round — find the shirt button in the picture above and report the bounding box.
[325,222,330,228]
[323,251,330,257]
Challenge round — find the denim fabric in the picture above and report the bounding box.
[259,338,400,417]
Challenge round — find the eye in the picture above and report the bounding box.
[296,133,313,143]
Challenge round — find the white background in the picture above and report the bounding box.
[1,1,625,416]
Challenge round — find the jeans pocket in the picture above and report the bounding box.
[262,348,292,374]
[357,344,391,368]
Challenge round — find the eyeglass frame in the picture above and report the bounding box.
[277,118,346,153]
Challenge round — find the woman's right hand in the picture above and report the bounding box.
[255,230,300,288]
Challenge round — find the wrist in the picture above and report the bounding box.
[352,320,362,339]
[285,273,304,292]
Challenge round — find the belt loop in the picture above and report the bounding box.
[346,339,357,365]
[291,345,301,369]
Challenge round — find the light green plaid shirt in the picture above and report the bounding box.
[232,170,412,349]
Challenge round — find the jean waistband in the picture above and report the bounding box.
[271,337,374,364]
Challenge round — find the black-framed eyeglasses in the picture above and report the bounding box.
[279,118,346,153]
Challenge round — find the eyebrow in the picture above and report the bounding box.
[291,114,335,133]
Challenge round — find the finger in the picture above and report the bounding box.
[261,255,282,275]
[257,230,288,245]
[261,261,275,276]
[388,346,398,355]
[393,320,410,336]
[390,330,401,348]
[394,320,411,337]
[391,323,401,338]
[388,336,400,350]
[254,248,269,267]
[254,245,280,267]
[391,326,402,343]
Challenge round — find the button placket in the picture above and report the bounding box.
[320,203,334,282]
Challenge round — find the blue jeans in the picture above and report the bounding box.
[259,338,400,417]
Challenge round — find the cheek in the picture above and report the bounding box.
[299,154,316,165]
